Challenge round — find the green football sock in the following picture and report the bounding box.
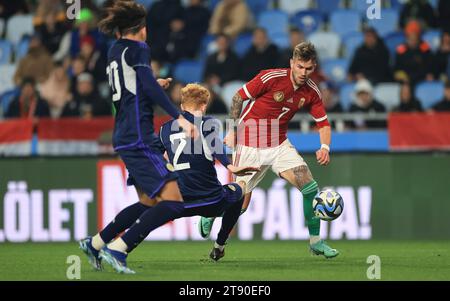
[301,180,320,236]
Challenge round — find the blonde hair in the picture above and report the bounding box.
[292,41,317,63]
[180,83,210,107]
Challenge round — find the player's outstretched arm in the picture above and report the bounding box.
[316,125,331,166]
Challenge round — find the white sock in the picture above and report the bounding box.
[91,233,105,251]
[310,236,321,245]
[108,238,128,254]
[214,242,225,252]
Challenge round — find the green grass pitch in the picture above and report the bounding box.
[0,240,449,281]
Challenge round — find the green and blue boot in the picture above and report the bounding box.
[310,240,339,259]
[198,217,216,239]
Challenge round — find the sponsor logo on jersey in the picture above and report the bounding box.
[287,98,293,103]
[273,91,284,102]
[298,97,306,108]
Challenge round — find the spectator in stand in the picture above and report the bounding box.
[438,0,450,32]
[348,27,392,85]
[394,20,434,87]
[202,82,228,114]
[0,0,29,20]
[69,55,88,95]
[69,8,106,59]
[34,9,70,56]
[184,0,211,57]
[203,33,240,87]
[39,62,73,118]
[399,0,437,30]
[349,79,386,129]
[79,34,108,83]
[5,77,50,119]
[209,0,253,39]
[146,0,185,62]
[320,81,343,113]
[61,73,111,119]
[430,80,450,112]
[166,17,193,63]
[278,27,305,68]
[433,31,450,81]
[393,82,423,112]
[240,27,279,81]
[14,33,54,86]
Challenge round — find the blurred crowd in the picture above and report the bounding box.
[0,0,449,131]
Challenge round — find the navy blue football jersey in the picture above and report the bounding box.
[106,39,179,151]
[159,111,230,204]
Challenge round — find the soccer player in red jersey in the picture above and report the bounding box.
[199,42,338,258]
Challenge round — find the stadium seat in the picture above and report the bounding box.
[423,30,441,52]
[0,64,17,95]
[220,80,245,108]
[208,0,221,11]
[338,82,356,111]
[330,10,361,37]
[257,10,289,36]
[321,58,349,85]
[374,82,401,111]
[135,0,154,9]
[6,14,33,45]
[388,0,405,10]
[290,10,324,36]
[429,0,439,9]
[15,38,30,62]
[415,81,445,109]
[173,60,204,84]
[316,0,341,18]
[245,0,271,19]
[198,34,217,59]
[367,9,399,37]
[278,0,310,15]
[384,31,405,58]
[233,33,253,58]
[342,32,364,59]
[0,88,19,116]
[0,40,12,65]
[269,31,290,50]
[308,31,341,60]
[350,0,372,15]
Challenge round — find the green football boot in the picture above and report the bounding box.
[198,217,216,239]
[310,240,340,259]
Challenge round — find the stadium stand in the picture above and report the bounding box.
[415,81,445,109]
[374,82,401,111]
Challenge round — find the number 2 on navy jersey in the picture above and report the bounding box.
[169,132,191,171]
[106,61,121,101]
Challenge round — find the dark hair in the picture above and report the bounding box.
[21,77,36,88]
[292,41,317,64]
[98,0,147,37]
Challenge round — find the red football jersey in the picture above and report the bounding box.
[236,68,329,147]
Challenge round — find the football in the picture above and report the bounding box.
[313,190,344,221]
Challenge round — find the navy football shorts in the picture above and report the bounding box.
[182,183,244,217]
[118,147,178,199]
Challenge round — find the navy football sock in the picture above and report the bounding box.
[216,198,244,246]
[99,202,151,244]
[121,200,184,252]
